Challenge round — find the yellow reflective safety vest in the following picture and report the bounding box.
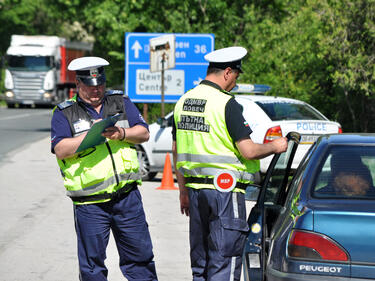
[174,83,260,193]
[53,91,141,204]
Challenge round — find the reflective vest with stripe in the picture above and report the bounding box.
[53,91,141,204]
[174,83,259,193]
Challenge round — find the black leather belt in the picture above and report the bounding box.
[185,177,248,190]
[70,182,137,203]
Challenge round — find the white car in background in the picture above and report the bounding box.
[236,94,342,173]
[136,112,175,180]
[136,85,342,180]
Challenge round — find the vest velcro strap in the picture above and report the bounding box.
[70,182,137,203]
[185,176,248,190]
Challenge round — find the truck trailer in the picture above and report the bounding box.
[4,35,93,108]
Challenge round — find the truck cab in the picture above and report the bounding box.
[4,35,92,108]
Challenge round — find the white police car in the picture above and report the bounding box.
[236,94,342,173]
[136,84,342,180]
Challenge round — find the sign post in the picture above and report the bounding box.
[125,32,215,104]
[161,54,165,117]
[149,35,176,117]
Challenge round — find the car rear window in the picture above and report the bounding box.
[255,101,326,121]
[313,146,375,199]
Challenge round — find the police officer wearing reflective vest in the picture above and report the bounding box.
[172,47,288,281]
[51,57,158,281]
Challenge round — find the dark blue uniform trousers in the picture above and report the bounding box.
[189,188,249,281]
[73,187,158,281]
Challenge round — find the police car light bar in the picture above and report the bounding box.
[231,84,271,94]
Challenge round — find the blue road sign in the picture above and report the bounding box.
[125,32,215,103]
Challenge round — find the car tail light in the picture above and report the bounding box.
[288,230,348,261]
[338,127,343,133]
[263,126,282,143]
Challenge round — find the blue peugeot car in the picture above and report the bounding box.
[243,133,375,281]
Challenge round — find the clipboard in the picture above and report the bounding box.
[76,113,121,153]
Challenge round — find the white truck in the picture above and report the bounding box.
[4,35,93,108]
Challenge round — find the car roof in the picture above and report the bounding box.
[235,94,305,104]
[319,133,375,145]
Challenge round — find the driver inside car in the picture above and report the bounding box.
[317,152,375,197]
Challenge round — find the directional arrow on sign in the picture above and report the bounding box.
[131,40,142,59]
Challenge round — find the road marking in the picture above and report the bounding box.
[0,111,50,121]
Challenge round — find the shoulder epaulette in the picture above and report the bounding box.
[106,90,129,99]
[57,100,75,110]
[107,90,124,96]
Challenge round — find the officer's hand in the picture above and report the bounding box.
[102,126,124,140]
[180,189,189,217]
[272,137,288,154]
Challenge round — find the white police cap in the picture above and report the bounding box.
[68,56,109,71]
[68,57,109,86]
[204,46,247,72]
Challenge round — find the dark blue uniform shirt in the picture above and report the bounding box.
[51,94,148,153]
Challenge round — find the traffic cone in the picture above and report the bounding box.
[156,153,179,190]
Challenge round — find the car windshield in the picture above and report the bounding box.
[313,146,375,199]
[255,101,326,121]
[7,55,53,71]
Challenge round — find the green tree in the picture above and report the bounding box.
[1,0,375,131]
[236,0,375,132]
[239,1,329,105]
[0,0,67,53]
[317,0,375,132]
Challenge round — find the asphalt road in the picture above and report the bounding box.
[0,107,51,162]
[0,136,191,281]
[0,108,191,280]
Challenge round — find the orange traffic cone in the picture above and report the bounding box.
[156,153,179,190]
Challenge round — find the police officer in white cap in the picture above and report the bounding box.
[172,47,287,281]
[51,56,158,281]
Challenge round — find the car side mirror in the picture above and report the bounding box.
[245,184,261,201]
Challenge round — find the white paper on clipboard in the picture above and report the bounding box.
[76,113,121,153]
